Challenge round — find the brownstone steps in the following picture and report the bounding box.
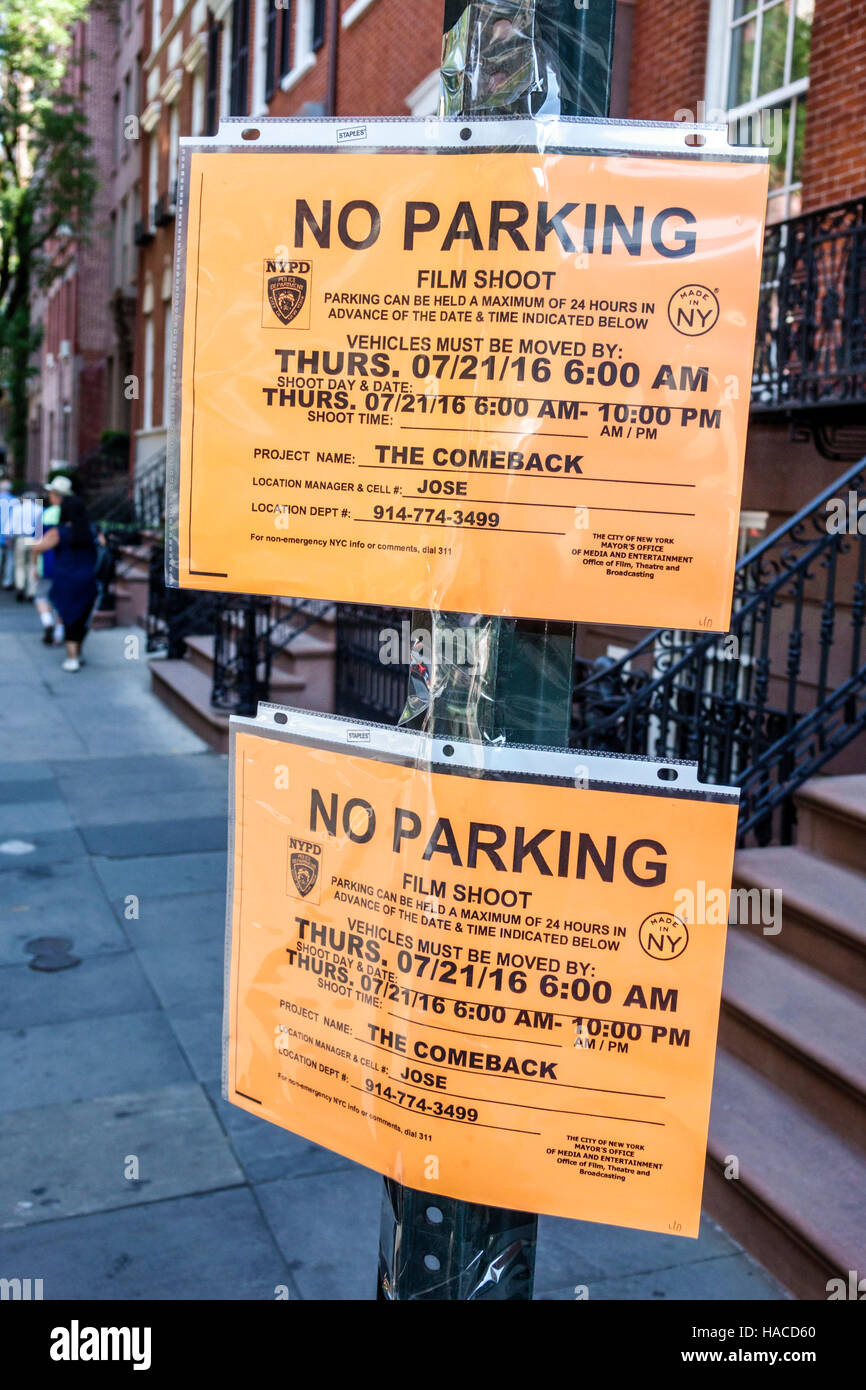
[796,775,866,875]
[719,931,866,1148]
[149,654,305,754]
[732,846,866,992]
[706,1050,866,1300]
[706,774,866,1297]
[112,544,154,628]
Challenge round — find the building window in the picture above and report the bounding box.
[709,0,813,223]
[279,2,293,79]
[206,22,220,135]
[122,196,130,286]
[143,316,154,430]
[406,68,439,117]
[229,0,251,116]
[192,68,205,137]
[265,0,279,101]
[129,184,139,288]
[312,0,326,52]
[119,199,128,285]
[122,71,132,159]
[148,132,159,228]
[152,0,162,54]
[168,104,179,202]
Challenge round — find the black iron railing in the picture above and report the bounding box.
[335,605,413,723]
[146,552,333,716]
[572,457,866,845]
[752,196,866,412]
[146,545,220,657]
[212,597,273,713]
[210,596,331,714]
[333,462,866,846]
[133,450,166,531]
[92,448,165,532]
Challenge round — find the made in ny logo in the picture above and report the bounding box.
[262,258,312,329]
[287,836,323,903]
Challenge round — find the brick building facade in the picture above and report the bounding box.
[28,8,118,481]
[129,0,446,472]
[27,0,866,520]
[123,0,866,523]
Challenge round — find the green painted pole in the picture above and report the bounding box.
[377,0,617,1301]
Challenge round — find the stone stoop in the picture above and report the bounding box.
[705,776,866,1299]
[148,621,336,752]
[112,545,154,629]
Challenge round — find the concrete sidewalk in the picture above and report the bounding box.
[0,594,788,1300]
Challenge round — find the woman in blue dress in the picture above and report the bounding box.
[31,477,98,672]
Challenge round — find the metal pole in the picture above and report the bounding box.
[377,0,617,1301]
[326,0,341,117]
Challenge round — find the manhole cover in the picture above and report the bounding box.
[24,937,81,972]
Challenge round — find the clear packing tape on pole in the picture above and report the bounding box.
[399,613,575,747]
[440,0,614,118]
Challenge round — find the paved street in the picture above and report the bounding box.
[0,593,788,1300]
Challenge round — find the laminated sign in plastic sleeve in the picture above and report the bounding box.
[167,117,768,632]
[223,707,740,1236]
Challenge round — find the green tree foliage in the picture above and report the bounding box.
[0,0,98,479]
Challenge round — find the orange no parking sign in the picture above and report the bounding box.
[169,118,768,632]
[223,709,740,1236]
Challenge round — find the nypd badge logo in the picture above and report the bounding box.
[262,259,312,330]
[268,274,306,325]
[286,836,322,903]
[290,852,318,897]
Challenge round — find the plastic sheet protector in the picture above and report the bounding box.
[167,117,768,632]
[223,707,740,1236]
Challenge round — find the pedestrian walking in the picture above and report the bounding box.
[0,478,20,589]
[30,477,98,672]
[30,494,63,644]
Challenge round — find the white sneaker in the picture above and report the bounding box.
[61,658,80,672]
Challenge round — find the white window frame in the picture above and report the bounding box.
[121,71,132,160]
[111,209,119,288]
[706,0,812,223]
[168,102,180,199]
[406,68,439,117]
[342,0,379,28]
[191,67,205,136]
[220,2,233,121]
[252,0,268,115]
[281,0,317,93]
[148,131,159,228]
[143,315,155,431]
[118,197,127,286]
